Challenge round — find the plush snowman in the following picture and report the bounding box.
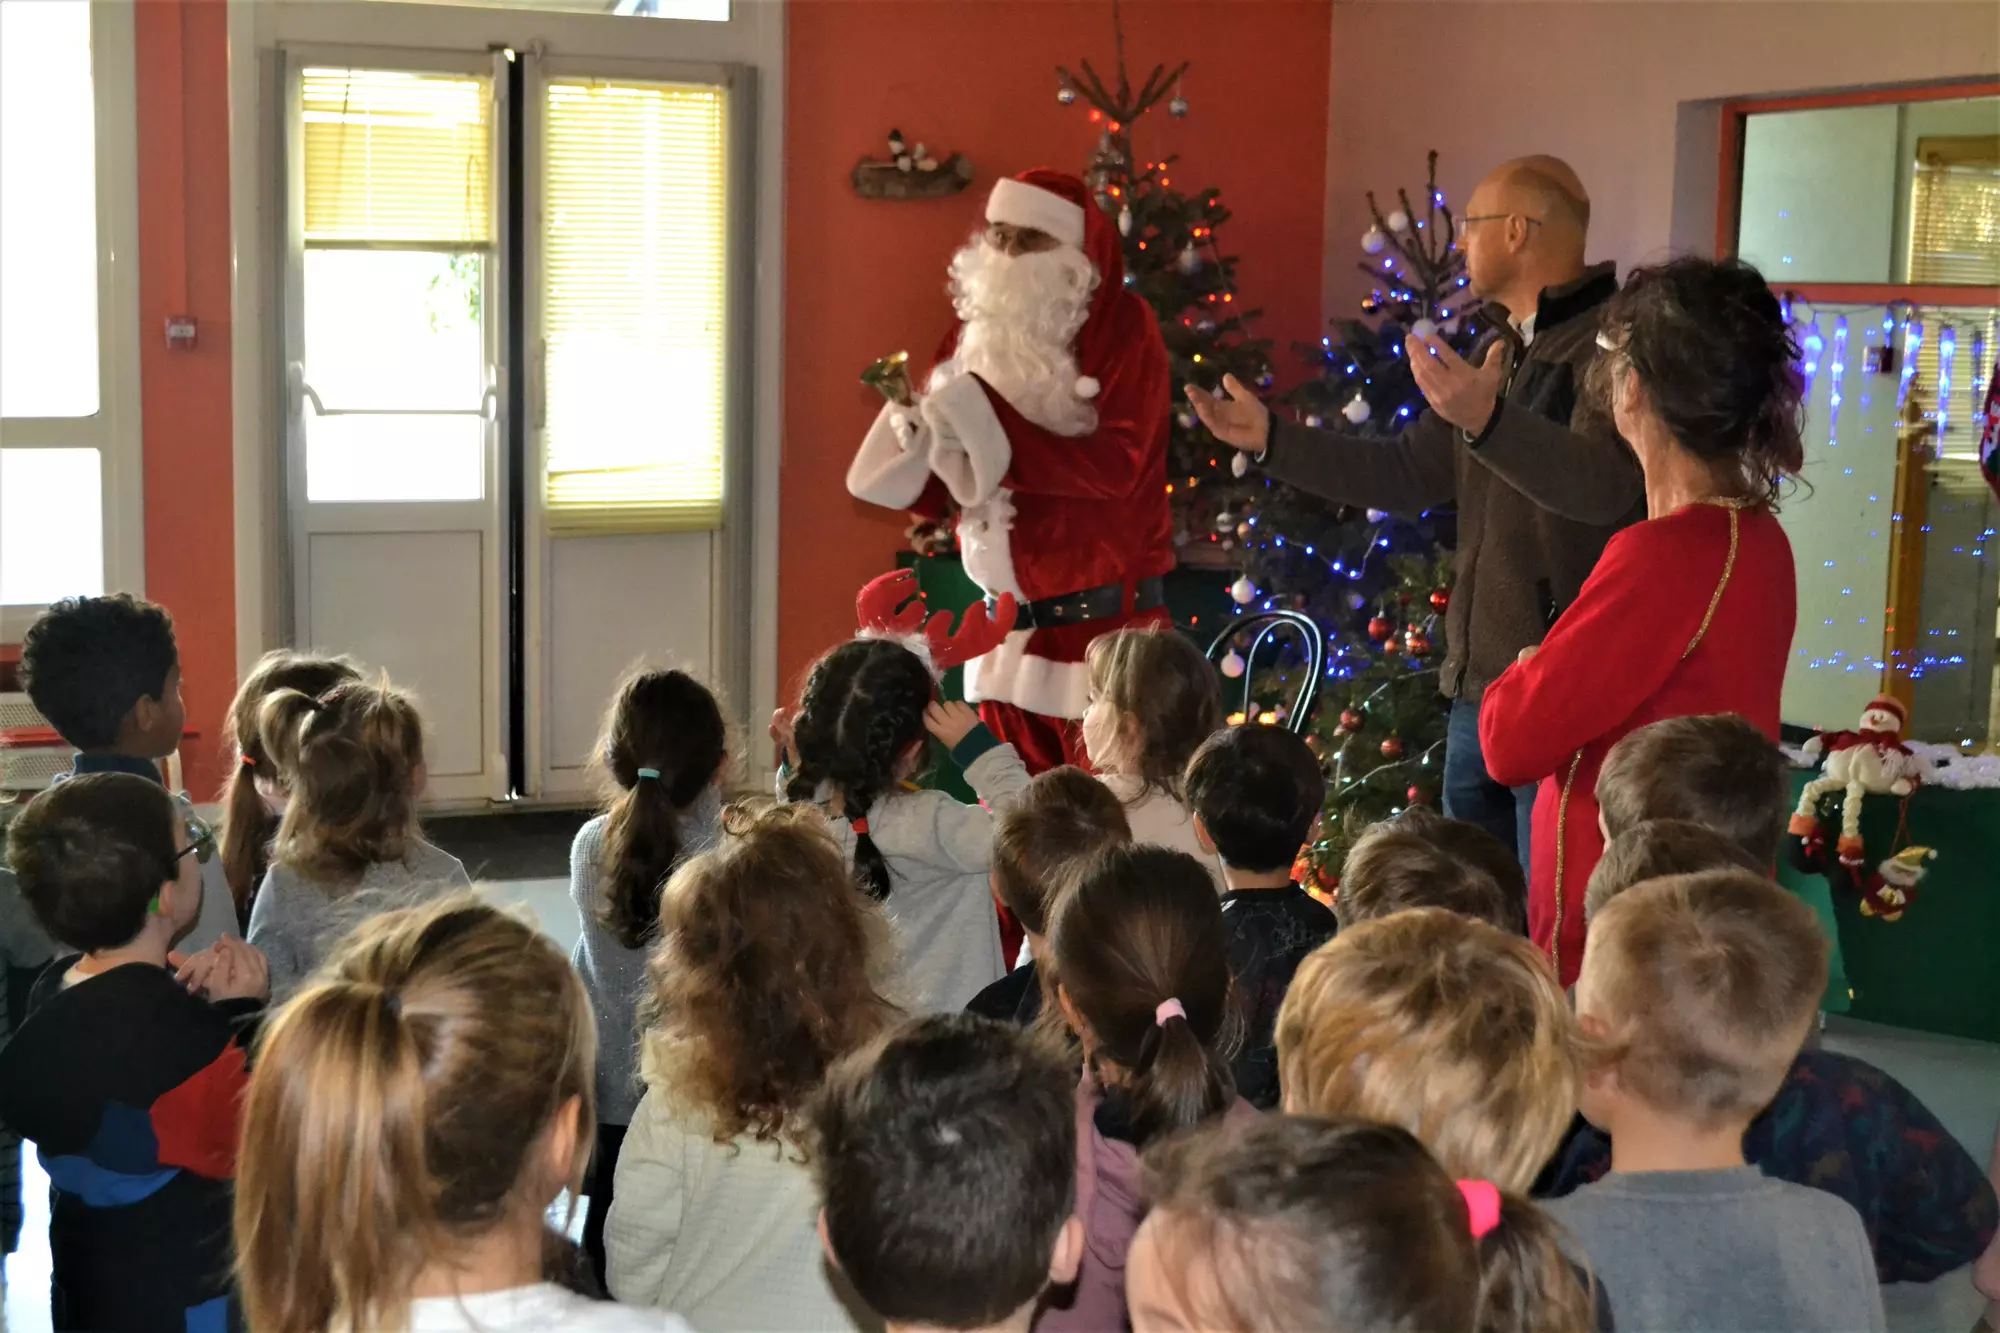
[1788,694,1924,867]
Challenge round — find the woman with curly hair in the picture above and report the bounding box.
[1479,255,1805,986]
[606,803,900,1330]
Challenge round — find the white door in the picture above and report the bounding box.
[283,54,508,805]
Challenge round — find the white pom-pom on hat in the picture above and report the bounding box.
[1075,376,1101,399]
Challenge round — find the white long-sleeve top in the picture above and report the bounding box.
[606,1091,881,1333]
[1100,773,1228,891]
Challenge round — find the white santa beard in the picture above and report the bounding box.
[941,239,1100,437]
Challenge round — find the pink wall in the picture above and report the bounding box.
[1321,0,2000,312]
[783,0,1332,700]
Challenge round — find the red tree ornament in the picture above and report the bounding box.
[1405,631,1431,657]
[1337,708,1364,734]
[1406,784,1427,805]
[1430,587,1450,612]
[1367,615,1394,642]
[1380,735,1405,760]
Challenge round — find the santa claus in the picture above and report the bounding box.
[846,168,1173,772]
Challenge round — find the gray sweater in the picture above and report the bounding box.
[246,839,472,1001]
[567,792,723,1127]
[1548,1168,1886,1333]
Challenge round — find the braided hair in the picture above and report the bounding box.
[784,638,935,900]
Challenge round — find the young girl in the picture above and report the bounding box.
[1080,627,1226,889]
[235,895,688,1333]
[570,667,728,1283]
[219,649,362,925]
[1128,1116,1596,1333]
[1044,843,1256,1333]
[782,634,1030,1012]
[607,804,897,1331]
[246,678,471,1000]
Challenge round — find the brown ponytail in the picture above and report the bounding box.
[1051,845,1237,1145]
[236,895,594,1333]
[259,676,426,887]
[1137,1115,1594,1333]
[219,651,362,912]
[595,668,727,949]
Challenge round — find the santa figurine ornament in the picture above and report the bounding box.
[846,168,1173,773]
[1787,694,1923,870]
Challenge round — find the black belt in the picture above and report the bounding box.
[993,577,1166,631]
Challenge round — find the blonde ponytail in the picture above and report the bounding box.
[1475,1190,1598,1333]
[262,676,427,886]
[236,896,595,1333]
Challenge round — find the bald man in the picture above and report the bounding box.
[1188,155,1642,878]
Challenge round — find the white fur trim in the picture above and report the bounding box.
[986,177,1086,248]
[923,371,1012,507]
[1075,375,1100,399]
[958,491,1022,598]
[963,631,1091,719]
[847,398,935,508]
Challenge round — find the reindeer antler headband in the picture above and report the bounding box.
[855,570,1017,672]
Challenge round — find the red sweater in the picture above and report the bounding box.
[1480,503,1796,985]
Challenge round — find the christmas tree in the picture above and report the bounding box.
[1216,152,1481,883]
[1054,12,1275,555]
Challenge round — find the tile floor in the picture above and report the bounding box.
[3,881,1995,1333]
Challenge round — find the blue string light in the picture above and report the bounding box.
[1936,325,1956,440]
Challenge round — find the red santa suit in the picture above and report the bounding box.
[846,169,1173,773]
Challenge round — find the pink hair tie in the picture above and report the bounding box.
[1154,998,1186,1026]
[1457,1179,1502,1240]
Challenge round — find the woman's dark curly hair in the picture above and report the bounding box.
[783,637,935,900]
[1587,256,1805,508]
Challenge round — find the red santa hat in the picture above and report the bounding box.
[983,168,1127,362]
[1863,694,1908,728]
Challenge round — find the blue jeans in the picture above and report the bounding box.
[1443,697,1538,889]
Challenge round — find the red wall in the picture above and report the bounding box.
[780,0,1332,698]
[135,0,236,800]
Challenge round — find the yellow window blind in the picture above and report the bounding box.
[303,68,493,245]
[1908,135,2000,288]
[543,78,728,535]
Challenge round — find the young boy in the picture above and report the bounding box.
[1552,870,1886,1330]
[1544,844,1999,1284]
[1335,808,1528,934]
[810,1014,1082,1333]
[21,593,236,950]
[1595,713,1790,866]
[965,767,1130,1027]
[1583,818,1761,924]
[0,774,268,1331]
[1183,725,1336,1109]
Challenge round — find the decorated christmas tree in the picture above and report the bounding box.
[1054,13,1275,555]
[1214,152,1482,883]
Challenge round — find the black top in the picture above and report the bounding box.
[0,960,260,1331]
[1219,884,1336,1109]
[965,958,1044,1028]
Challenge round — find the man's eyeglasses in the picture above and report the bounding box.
[173,794,217,866]
[1462,214,1543,229]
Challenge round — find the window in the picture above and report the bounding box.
[298,67,494,503]
[541,78,728,534]
[1907,136,2000,288]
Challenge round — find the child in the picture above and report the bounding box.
[235,895,689,1333]
[247,677,471,1000]
[1182,725,1336,1108]
[20,593,237,951]
[1275,907,1576,1194]
[218,649,363,926]
[0,864,56,1262]
[1596,712,1789,866]
[1546,855,1998,1284]
[782,635,1031,1012]
[608,804,897,1330]
[965,766,1130,1027]
[1551,871,1885,1331]
[1079,627,1225,888]
[1336,808,1528,933]
[1584,818,1761,924]
[1043,844,1255,1333]
[809,1014,1082,1333]
[1129,1116,1596,1333]
[0,774,268,1331]
[570,667,728,1284]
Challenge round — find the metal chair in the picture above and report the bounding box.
[1204,610,1325,735]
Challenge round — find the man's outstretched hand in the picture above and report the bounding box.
[1184,375,1271,454]
[1408,332,1507,435]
